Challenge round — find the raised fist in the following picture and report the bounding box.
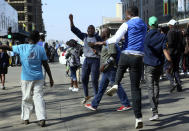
[69,14,73,21]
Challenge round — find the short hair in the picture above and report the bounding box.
[40,34,45,41]
[88,25,95,30]
[127,6,139,17]
[69,39,78,47]
[29,30,40,44]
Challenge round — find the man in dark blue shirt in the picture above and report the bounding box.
[144,16,171,121]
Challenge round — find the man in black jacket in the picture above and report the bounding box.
[167,19,184,92]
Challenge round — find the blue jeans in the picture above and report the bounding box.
[91,68,130,108]
[70,66,77,81]
[82,58,100,97]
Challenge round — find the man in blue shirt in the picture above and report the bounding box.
[144,16,171,121]
[0,31,54,127]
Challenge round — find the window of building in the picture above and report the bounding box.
[10,0,24,1]
[27,0,32,3]
[28,24,32,32]
[28,15,32,22]
[28,6,32,12]
[18,14,25,21]
[11,3,25,11]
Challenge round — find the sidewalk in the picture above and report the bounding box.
[0,63,189,131]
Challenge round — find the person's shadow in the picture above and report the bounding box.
[141,110,189,131]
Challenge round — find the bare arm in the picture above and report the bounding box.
[69,14,74,27]
[163,49,172,62]
[0,45,12,51]
[42,61,54,87]
[69,14,86,40]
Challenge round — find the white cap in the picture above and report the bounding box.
[168,19,177,26]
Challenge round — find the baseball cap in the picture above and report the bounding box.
[149,16,158,26]
[168,19,177,26]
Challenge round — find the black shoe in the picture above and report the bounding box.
[170,84,177,93]
[38,120,46,127]
[177,85,183,92]
[24,120,29,125]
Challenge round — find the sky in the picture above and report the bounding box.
[42,0,120,42]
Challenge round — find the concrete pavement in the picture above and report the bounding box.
[0,63,189,131]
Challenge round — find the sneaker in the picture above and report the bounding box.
[38,120,46,127]
[81,96,91,104]
[107,86,112,90]
[135,118,143,129]
[69,87,74,91]
[170,84,177,93]
[85,104,97,111]
[106,85,118,96]
[149,114,159,121]
[24,120,29,125]
[2,87,5,90]
[117,105,132,111]
[72,88,79,92]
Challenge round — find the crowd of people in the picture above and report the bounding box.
[66,6,189,129]
[0,5,189,129]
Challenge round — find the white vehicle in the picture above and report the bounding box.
[59,52,85,65]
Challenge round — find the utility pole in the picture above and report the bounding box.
[140,0,143,18]
[184,0,186,19]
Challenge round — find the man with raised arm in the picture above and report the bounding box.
[69,14,102,104]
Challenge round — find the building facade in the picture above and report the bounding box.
[121,0,189,25]
[0,0,18,36]
[5,0,45,33]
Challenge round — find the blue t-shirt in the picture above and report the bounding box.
[12,44,48,81]
[37,41,44,47]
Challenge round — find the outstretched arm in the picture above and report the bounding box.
[0,45,12,51]
[42,61,54,87]
[69,14,86,40]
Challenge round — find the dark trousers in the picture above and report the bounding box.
[166,56,181,87]
[115,53,143,118]
[82,58,100,97]
[145,65,163,115]
[91,68,130,108]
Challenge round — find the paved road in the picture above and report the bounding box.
[0,63,189,131]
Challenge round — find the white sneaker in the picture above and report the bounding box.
[72,88,79,92]
[149,114,159,121]
[106,85,118,96]
[135,118,143,129]
[69,87,74,91]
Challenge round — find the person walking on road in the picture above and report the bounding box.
[94,6,147,129]
[0,49,9,90]
[166,19,184,92]
[144,16,172,121]
[84,27,132,111]
[0,30,54,127]
[65,39,81,92]
[69,14,102,104]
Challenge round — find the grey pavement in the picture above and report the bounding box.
[0,63,189,131]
